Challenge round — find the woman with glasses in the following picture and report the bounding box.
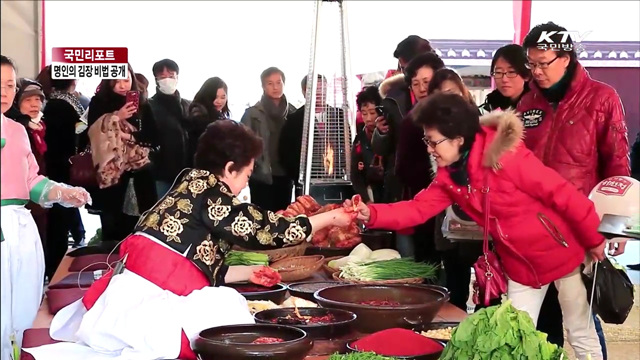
[393,53,445,260]
[347,93,607,360]
[482,45,566,346]
[25,120,353,360]
[518,22,630,360]
[421,68,490,313]
[480,44,530,113]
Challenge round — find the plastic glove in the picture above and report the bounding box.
[39,181,92,208]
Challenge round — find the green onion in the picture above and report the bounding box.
[328,352,398,360]
[339,258,439,281]
[224,251,269,266]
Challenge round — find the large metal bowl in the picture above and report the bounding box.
[228,283,288,304]
[287,281,343,302]
[193,324,313,360]
[314,284,450,333]
[254,307,356,340]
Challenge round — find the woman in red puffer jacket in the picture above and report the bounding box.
[348,93,605,360]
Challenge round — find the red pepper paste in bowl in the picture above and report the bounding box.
[350,328,444,357]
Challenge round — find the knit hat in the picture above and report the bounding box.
[16,78,45,105]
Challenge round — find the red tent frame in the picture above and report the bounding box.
[513,0,533,45]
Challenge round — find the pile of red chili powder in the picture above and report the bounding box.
[351,328,444,357]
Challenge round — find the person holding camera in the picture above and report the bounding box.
[351,87,385,204]
[371,35,433,204]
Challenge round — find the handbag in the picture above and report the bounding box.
[69,148,98,189]
[472,174,508,306]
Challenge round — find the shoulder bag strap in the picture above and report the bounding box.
[483,172,491,255]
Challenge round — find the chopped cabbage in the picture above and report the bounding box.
[368,249,401,262]
[328,256,356,270]
[349,243,372,261]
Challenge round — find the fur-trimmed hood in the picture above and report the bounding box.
[379,74,406,99]
[479,109,524,169]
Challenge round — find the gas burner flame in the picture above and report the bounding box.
[323,143,334,176]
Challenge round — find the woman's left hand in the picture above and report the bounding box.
[608,240,626,256]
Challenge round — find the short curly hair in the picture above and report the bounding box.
[412,93,481,154]
[356,86,382,110]
[194,120,263,175]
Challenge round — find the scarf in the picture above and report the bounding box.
[540,61,577,105]
[50,90,85,117]
[482,83,530,112]
[29,112,47,156]
[448,150,471,186]
[261,94,290,120]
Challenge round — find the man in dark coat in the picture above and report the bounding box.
[147,59,191,197]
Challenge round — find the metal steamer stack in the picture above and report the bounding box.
[298,0,356,205]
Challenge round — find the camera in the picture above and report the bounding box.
[375,105,389,118]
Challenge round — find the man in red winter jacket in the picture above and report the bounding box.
[518,21,630,359]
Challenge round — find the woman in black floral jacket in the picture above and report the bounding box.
[26,120,352,360]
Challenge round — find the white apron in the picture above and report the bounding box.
[24,269,255,360]
[0,204,45,360]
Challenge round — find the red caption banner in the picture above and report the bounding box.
[51,47,128,64]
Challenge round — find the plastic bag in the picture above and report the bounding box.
[581,257,634,324]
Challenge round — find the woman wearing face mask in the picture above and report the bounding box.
[148,59,191,197]
[83,63,158,245]
[347,93,606,360]
[480,44,530,113]
[185,77,231,169]
[24,120,353,360]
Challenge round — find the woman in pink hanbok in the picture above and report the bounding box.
[1,55,91,359]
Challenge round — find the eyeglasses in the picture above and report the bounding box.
[1,84,17,93]
[525,56,559,70]
[422,137,448,148]
[491,71,519,79]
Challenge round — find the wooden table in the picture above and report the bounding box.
[32,256,468,359]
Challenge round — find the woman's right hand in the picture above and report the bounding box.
[343,198,371,222]
[116,102,137,120]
